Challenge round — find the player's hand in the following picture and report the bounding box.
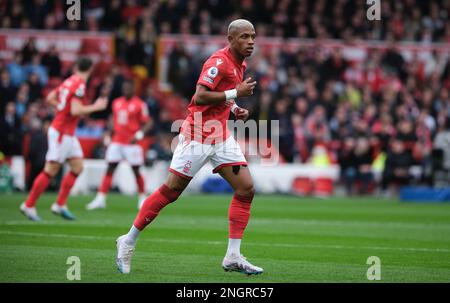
[94,97,108,111]
[234,107,249,121]
[236,77,257,98]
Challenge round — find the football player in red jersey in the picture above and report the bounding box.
[20,57,108,221]
[116,19,263,275]
[86,80,152,210]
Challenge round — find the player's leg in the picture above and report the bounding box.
[20,161,61,221]
[86,162,118,210]
[116,134,209,274]
[211,136,263,275]
[51,136,84,220]
[51,157,83,220]
[116,172,190,274]
[131,165,146,209]
[125,144,147,209]
[217,165,263,275]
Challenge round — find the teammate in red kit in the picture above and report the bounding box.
[116,19,263,275]
[86,80,152,210]
[20,57,108,221]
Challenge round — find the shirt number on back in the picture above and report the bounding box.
[57,88,69,111]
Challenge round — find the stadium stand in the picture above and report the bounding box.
[0,0,449,194]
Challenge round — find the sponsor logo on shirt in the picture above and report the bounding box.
[216,58,223,66]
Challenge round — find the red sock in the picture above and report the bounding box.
[25,172,51,208]
[99,173,113,194]
[56,172,78,206]
[133,184,180,230]
[136,174,145,194]
[228,193,254,239]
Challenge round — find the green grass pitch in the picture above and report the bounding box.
[1,193,450,282]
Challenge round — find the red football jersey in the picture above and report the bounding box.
[50,74,86,136]
[111,96,150,144]
[180,47,247,143]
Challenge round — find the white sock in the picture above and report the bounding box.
[226,238,241,257]
[124,225,140,246]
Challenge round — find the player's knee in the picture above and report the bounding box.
[44,163,60,177]
[166,183,185,194]
[235,184,255,199]
[71,163,83,175]
[107,163,118,175]
[44,168,58,178]
[131,166,140,176]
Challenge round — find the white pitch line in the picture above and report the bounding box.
[1,230,449,253]
[3,218,450,230]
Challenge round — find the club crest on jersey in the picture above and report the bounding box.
[207,66,219,78]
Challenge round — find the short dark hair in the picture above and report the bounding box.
[76,57,93,72]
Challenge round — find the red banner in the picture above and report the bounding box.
[0,29,114,70]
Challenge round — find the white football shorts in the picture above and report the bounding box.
[46,126,84,163]
[105,142,144,166]
[169,134,247,179]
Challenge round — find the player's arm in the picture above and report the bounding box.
[194,77,257,106]
[45,89,59,107]
[130,106,153,144]
[70,97,108,117]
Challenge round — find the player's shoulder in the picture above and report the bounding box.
[132,96,145,104]
[112,96,124,107]
[205,47,230,67]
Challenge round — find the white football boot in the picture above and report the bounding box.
[20,202,41,221]
[137,194,147,210]
[116,235,135,274]
[222,253,264,275]
[86,194,106,210]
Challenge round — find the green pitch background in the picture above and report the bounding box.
[1,193,450,282]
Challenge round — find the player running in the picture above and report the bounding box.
[20,57,108,221]
[86,80,152,210]
[116,19,263,275]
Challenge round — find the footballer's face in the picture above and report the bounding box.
[230,27,256,58]
[122,82,133,99]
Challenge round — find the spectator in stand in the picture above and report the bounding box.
[41,45,61,78]
[0,69,17,116]
[0,102,23,156]
[338,137,357,195]
[7,52,26,87]
[382,139,413,196]
[270,97,294,162]
[27,73,43,102]
[25,54,48,86]
[21,38,38,65]
[353,137,374,194]
[26,118,49,190]
[142,86,160,135]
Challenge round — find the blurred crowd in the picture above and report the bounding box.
[1,0,449,74]
[1,0,450,194]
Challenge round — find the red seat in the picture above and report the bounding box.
[314,178,334,197]
[291,177,313,196]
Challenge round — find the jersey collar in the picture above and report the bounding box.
[226,47,246,68]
